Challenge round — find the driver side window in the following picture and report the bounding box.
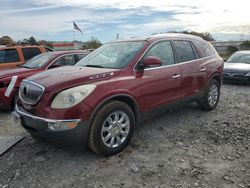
[144,41,175,67]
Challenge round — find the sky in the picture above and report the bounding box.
[0,0,250,43]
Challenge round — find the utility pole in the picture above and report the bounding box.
[116,33,120,39]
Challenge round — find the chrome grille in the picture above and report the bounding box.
[224,72,244,77]
[19,80,45,105]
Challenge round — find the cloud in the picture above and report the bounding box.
[0,0,249,42]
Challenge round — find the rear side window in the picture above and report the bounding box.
[173,41,196,63]
[75,53,87,62]
[194,40,215,57]
[143,41,175,66]
[0,49,19,63]
[22,48,41,61]
[53,55,75,66]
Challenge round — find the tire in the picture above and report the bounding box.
[199,79,220,111]
[88,101,135,156]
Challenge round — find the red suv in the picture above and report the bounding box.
[0,51,89,110]
[14,34,224,156]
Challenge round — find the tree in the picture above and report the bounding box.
[37,40,53,49]
[28,36,37,45]
[227,46,238,55]
[21,36,37,45]
[240,40,250,50]
[82,37,102,49]
[0,36,15,45]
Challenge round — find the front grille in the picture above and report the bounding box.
[224,72,245,77]
[19,80,45,106]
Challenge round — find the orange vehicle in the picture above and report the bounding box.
[0,45,51,69]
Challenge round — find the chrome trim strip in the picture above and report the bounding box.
[19,79,45,106]
[15,105,81,123]
[133,39,217,72]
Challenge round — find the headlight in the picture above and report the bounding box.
[51,84,96,109]
[245,72,250,76]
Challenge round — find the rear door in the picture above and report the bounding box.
[172,40,208,97]
[21,47,42,62]
[136,41,184,111]
[0,48,21,69]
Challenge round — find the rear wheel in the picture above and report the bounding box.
[88,101,135,156]
[199,79,220,111]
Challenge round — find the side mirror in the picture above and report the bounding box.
[142,56,162,68]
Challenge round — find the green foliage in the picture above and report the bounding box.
[240,40,250,50]
[37,40,53,49]
[82,37,102,49]
[227,46,238,54]
[21,36,37,45]
[0,36,14,45]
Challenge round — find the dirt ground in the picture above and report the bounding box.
[0,83,249,188]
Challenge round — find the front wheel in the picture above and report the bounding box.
[88,101,135,156]
[198,79,220,111]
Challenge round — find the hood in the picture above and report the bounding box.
[0,67,35,79]
[27,66,121,92]
[224,63,250,74]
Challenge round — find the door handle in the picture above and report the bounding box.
[200,67,206,72]
[172,74,180,79]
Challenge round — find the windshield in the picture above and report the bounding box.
[22,53,55,69]
[76,41,146,69]
[227,52,250,64]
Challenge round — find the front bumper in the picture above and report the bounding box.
[0,89,12,110]
[223,74,250,84]
[15,105,91,147]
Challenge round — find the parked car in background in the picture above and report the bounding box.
[14,34,223,156]
[223,51,250,84]
[0,45,52,69]
[0,50,89,110]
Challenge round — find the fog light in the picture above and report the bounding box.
[47,121,78,131]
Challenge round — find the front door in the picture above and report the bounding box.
[135,41,184,111]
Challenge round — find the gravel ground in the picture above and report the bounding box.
[0,83,249,188]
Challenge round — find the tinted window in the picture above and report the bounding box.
[174,41,196,63]
[191,42,200,58]
[0,49,19,63]
[227,52,250,64]
[194,40,215,57]
[144,41,175,66]
[75,53,87,62]
[76,41,146,69]
[53,55,75,66]
[22,48,41,61]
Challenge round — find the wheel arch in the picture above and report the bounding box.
[90,94,140,125]
[210,73,222,86]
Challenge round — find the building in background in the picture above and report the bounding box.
[52,42,84,51]
[211,41,243,55]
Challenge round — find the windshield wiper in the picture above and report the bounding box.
[86,64,104,68]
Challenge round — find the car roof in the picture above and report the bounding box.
[234,50,250,54]
[0,45,44,50]
[110,33,204,43]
